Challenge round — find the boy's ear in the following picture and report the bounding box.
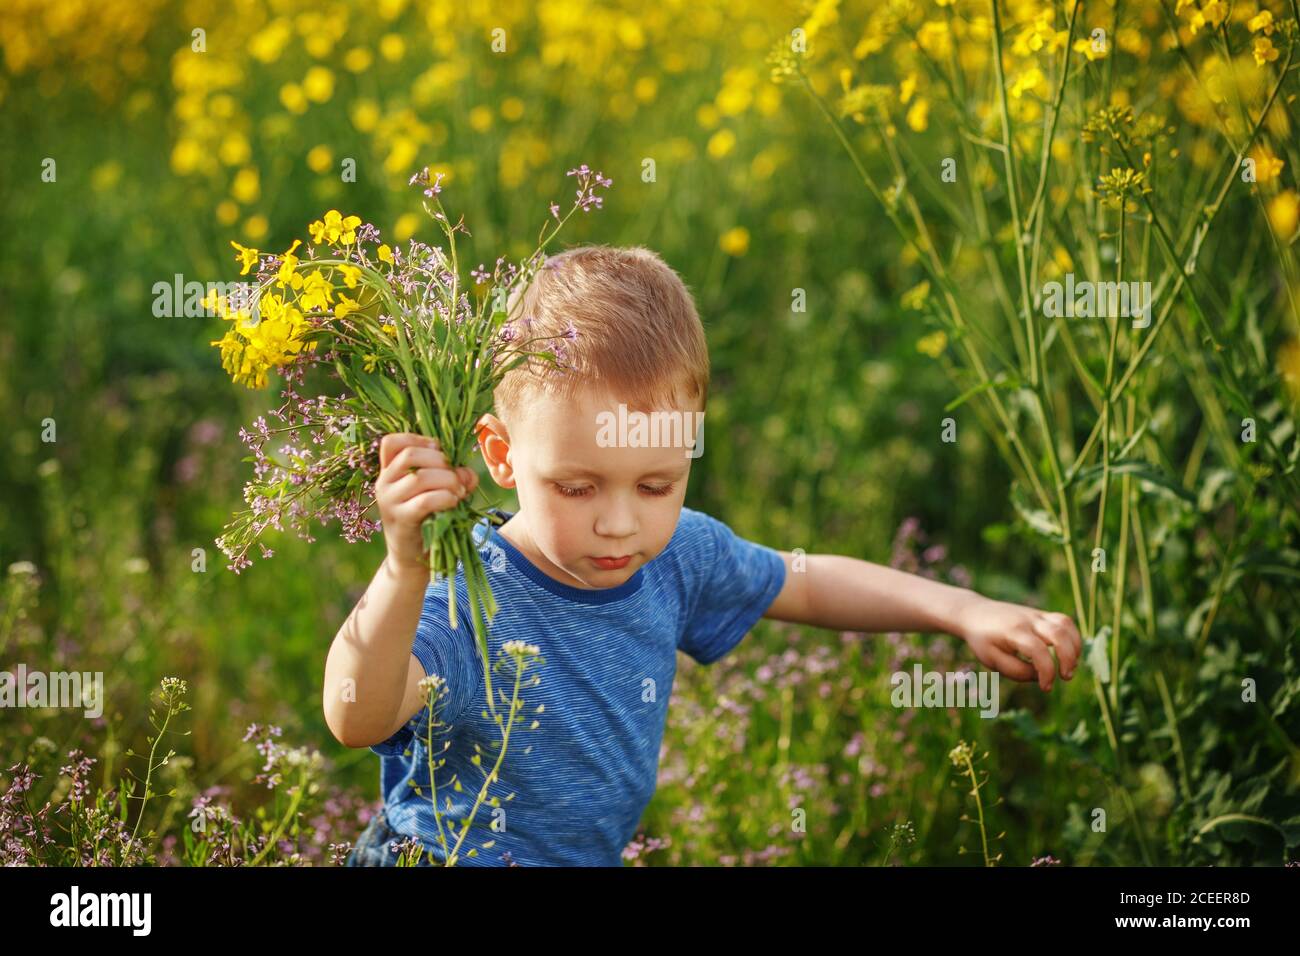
[476,414,516,489]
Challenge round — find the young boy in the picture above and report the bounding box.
[324,244,1082,867]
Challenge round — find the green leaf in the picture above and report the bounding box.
[1085,626,1111,683]
[1009,483,1066,543]
[1193,814,1286,851]
[944,373,1019,413]
[1072,459,1196,505]
[349,355,407,421]
[1196,467,1237,512]
[377,374,409,417]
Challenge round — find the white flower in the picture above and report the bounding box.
[418,674,446,695]
[502,640,540,658]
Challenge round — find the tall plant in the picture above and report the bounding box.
[774,0,1300,862]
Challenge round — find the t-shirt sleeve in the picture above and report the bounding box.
[368,581,482,757]
[678,509,787,665]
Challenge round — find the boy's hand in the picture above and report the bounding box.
[375,432,478,578]
[954,595,1081,692]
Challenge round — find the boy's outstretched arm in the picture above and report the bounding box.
[763,551,1082,692]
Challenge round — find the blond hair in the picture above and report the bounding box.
[493,244,710,425]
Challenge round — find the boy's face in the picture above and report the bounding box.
[475,384,703,590]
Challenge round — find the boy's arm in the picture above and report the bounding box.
[763,550,1081,692]
[324,431,478,749]
[323,554,431,748]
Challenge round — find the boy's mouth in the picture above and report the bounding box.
[591,555,632,570]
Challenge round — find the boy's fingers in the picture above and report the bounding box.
[379,432,418,471]
[1056,612,1083,660]
[380,445,448,483]
[391,466,461,502]
[396,489,460,522]
[984,647,1036,683]
[1010,632,1056,691]
[1032,615,1080,678]
[379,433,440,472]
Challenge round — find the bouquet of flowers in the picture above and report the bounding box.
[207,163,611,707]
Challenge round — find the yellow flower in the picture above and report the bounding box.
[707,128,736,159]
[719,226,750,256]
[303,67,335,104]
[380,323,397,336]
[351,99,380,132]
[300,271,336,313]
[1266,190,1299,239]
[394,213,420,242]
[901,280,931,311]
[335,294,361,320]
[307,145,333,174]
[1013,12,1068,57]
[279,82,308,114]
[91,161,122,193]
[171,138,204,175]
[219,133,251,167]
[362,353,380,373]
[343,47,372,73]
[1249,145,1285,183]
[899,72,919,105]
[917,330,947,358]
[916,21,951,59]
[1247,10,1274,34]
[232,167,259,204]
[277,239,303,289]
[1188,1,1228,35]
[1073,37,1107,62]
[308,209,363,246]
[231,241,260,276]
[1253,37,1279,67]
[905,98,929,132]
[209,291,314,390]
[1010,67,1046,99]
[200,287,225,318]
[377,244,393,264]
[243,215,269,242]
[379,34,405,62]
[469,105,493,131]
[1279,338,1300,403]
[337,264,361,289]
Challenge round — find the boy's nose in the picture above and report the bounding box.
[593,506,637,540]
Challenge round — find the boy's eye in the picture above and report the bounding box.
[552,482,676,498]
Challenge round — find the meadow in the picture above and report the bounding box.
[2,0,1298,866]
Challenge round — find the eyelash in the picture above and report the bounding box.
[553,483,675,498]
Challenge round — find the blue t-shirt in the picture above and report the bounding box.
[367,505,787,866]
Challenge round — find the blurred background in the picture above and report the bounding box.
[2,0,1296,866]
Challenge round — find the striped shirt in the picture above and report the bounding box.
[368,505,787,866]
